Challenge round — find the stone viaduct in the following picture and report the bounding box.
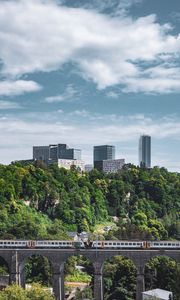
[0,248,179,300]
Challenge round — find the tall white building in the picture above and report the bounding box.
[139,135,151,168]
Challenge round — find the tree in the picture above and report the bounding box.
[0,285,27,300]
[26,283,55,300]
[0,284,55,300]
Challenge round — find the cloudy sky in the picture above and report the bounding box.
[0,0,180,171]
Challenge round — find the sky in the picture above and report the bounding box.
[0,0,180,171]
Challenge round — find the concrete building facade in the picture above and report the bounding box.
[57,159,85,171]
[95,159,125,173]
[102,158,125,173]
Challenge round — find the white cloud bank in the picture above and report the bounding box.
[0,100,21,109]
[0,80,42,96]
[0,0,180,93]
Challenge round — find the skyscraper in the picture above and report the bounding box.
[94,145,115,171]
[94,145,115,161]
[139,135,151,168]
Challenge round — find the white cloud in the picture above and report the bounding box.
[0,100,21,109]
[0,0,179,93]
[45,84,78,103]
[64,0,142,16]
[123,77,180,94]
[0,80,42,96]
[106,91,119,98]
[68,109,89,117]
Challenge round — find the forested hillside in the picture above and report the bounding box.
[0,162,180,300]
[0,162,179,240]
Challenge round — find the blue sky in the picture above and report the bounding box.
[0,0,180,171]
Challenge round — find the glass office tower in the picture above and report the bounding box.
[94,145,115,162]
[139,135,151,168]
[94,145,115,171]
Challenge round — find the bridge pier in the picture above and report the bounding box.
[19,267,26,288]
[136,265,145,300]
[52,263,64,300]
[10,251,20,285]
[93,262,104,300]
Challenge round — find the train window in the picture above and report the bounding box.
[129,243,132,245]
[133,243,136,245]
[121,243,124,245]
[109,243,112,245]
[168,243,171,246]
[113,243,116,245]
[125,243,128,245]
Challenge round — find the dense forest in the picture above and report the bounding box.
[0,162,179,299]
[0,162,179,240]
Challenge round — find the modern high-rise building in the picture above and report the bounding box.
[33,143,82,164]
[33,146,49,162]
[139,135,151,168]
[94,145,115,162]
[94,145,116,171]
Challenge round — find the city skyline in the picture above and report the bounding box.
[0,0,180,171]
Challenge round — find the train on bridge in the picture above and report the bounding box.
[0,240,179,249]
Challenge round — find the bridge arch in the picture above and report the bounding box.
[18,250,55,270]
[102,254,137,300]
[1,247,179,300]
[0,255,10,273]
[18,252,54,289]
[144,254,179,297]
[63,253,94,300]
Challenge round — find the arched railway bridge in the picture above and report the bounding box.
[0,247,179,300]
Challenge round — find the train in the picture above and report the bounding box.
[0,240,179,249]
